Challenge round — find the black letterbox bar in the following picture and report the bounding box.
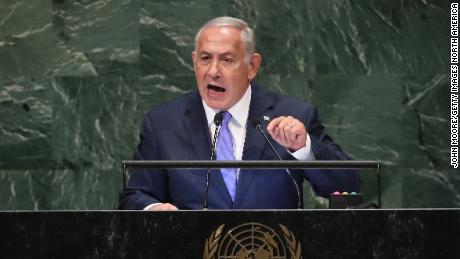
[121,160,380,169]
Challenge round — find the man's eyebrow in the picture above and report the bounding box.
[198,51,236,57]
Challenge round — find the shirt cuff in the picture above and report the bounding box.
[288,133,316,161]
[143,203,161,211]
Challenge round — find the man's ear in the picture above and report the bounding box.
[248,53,261,80]
[192,51,197,64]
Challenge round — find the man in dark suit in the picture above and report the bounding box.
[119,16,360,210]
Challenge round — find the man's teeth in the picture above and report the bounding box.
[208,84,225,92]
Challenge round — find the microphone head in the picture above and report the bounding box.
[214,111,224,126]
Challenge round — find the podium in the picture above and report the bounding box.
[1,209,460,258]
[3,161,457,258]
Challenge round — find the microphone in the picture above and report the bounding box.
[203,111,224,210]
[251,118,302,209]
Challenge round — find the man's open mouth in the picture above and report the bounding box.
[207,84,226,92]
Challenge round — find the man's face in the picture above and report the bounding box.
[192,26,260,110]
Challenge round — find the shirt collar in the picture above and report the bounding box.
[203,84,252,127]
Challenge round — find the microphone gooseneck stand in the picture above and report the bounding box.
[252,119,302,209]
[202,112,224,210]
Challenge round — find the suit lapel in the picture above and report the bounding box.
[243,86,275,160]
[183,91,212,160]
[235,86,275,206]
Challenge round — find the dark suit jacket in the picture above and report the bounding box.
[119,85,360,210]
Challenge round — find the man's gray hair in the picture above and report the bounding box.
[194,17,256,62]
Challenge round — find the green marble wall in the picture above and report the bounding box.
[0,0,455,209]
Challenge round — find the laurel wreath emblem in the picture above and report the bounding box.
[280,224,302,259]
[203,224,224,259]
[203,223,301,259]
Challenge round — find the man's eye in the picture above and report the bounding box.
[201,56,210,61]
[222,57,233,63]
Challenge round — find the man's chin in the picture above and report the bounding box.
[204,99,230,110]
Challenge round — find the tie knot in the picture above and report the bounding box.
[221,111,232,126]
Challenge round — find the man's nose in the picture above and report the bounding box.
[207,60,220,80]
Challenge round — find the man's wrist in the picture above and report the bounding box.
[288,134,315,161]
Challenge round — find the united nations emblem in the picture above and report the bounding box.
[203,223,302,259]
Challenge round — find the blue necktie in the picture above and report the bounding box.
[216,111,237,201]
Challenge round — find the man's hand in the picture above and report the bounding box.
[266,116,308,152]
[147,203,178,211]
